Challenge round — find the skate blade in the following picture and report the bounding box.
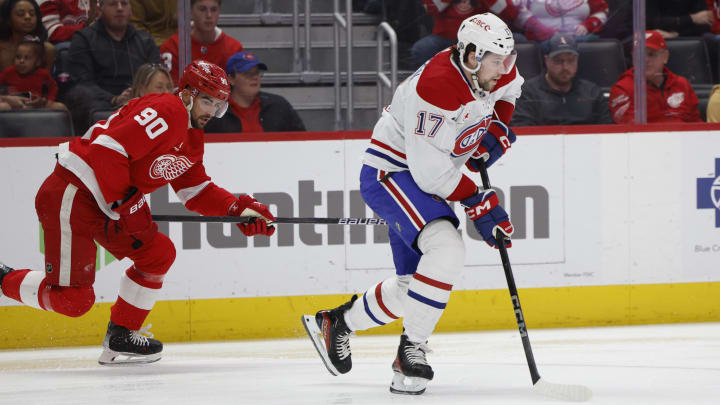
[98,347,162,366]
[389,371,429,395]
[301,314,341,376]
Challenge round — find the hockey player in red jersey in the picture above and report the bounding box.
[302,13,522,395]
[0,60,276,365]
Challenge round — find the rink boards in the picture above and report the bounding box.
[0,124,719,348]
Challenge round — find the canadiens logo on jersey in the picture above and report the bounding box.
[452,115,492,157]
[149,154,194,180]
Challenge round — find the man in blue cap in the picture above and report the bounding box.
[204,51,306,133]
[511,32,611,126]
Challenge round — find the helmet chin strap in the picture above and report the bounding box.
[460,48,485,94]
[180,93,194,128]
[470,72,484,95]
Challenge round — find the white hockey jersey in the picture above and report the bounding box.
[362,48,524,200]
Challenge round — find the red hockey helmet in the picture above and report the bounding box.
[178,60,231,117]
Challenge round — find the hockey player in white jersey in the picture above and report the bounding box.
[302,13,523,395]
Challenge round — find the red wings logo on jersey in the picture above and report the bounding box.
[452,116,492,157]
[149,154,194,180]
[545,0,584,17]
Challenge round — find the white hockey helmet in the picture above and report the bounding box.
[456,13,516,74]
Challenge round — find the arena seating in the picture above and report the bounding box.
[665,38,713,85]
[576,39,627,89]
[0,109,74,138]
[515,42,543,81]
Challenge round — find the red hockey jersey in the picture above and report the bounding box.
[56,93,236,220]
[38,0,91,43]
[159,28,243,84]
[423,0,518,40]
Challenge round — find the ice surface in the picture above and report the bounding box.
[1,323,718,404]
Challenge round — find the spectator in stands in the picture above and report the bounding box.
[0,35,64,109]
[128,62,172,99]
[647,0,712,38]
[514,0,608,42]
[131,0,176,47]
[709,0,720,34]
[597,0,632,40]
[37,0,95,44]
[705,83,720,121]
[0,0,55,72]
[160,0,243,83]
[609,30,702,124]
[204,51,305,133]
[411,0,518,69]
[63,0,159,135]
[511,33,611,126]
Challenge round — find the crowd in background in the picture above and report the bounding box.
[2,0,720,138]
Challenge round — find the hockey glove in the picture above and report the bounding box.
[461,190,513,249]
[466,120,517,171]
[112,188,153,236]
[228,195,276,237]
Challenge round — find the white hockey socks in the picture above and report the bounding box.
[345,275,411,331]
[403,219,465,343]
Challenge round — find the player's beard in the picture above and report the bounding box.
[191,115,212,129]
[479,78,497,91]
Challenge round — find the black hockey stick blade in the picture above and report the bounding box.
[478,160,592,402]
[151,214,387,226]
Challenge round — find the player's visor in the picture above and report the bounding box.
[477,50,517,75]
[197,94,229,118]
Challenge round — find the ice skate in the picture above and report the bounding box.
[389,334,434,395]
[301,294,358,376]
[98,322,163,365]
[0,262,13,296]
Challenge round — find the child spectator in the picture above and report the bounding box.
[0,0,55,72]
[0,35,63,109]
[514,0,609,42]
[160,0,242,83]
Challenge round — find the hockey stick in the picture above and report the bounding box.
[151,214,387,226]
[477,160,592,402]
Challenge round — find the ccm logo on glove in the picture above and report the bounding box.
[461,189,514,249]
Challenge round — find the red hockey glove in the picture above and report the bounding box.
[461,190,513,249]
[112,188,152,236]
[228,195,276,237]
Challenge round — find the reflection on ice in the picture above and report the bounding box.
[0,323,718,405]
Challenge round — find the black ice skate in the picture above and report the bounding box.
[301,294,358,376]
[0,262,13,296]
[389,334,434,395]
[98,321,163,365]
